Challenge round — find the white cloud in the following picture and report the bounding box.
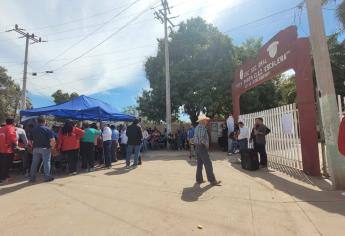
[0,0,242,98]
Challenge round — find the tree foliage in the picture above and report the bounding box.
[51,90,79,104]
[328,33,345,96]
[138,16,345,123]
[122,105,139,117]
[0,66,27,122]
[138,17,236,125]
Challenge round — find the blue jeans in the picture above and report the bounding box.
[143,139,149,151]
[230,140,239,153]
[103,141,112,167]
[126,145,141,167]
[30,148,52,181]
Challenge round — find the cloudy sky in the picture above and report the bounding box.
[0,0,341,111]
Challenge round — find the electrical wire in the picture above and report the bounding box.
[37,0,142,70]
[50,3,156,72]
[2,1,309,101]
[26,2,140,31]
[223,5,298,33]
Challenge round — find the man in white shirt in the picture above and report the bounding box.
[120,127,128,159]
[102,124,112,168]
[237,122,250,151]
[226,114,234,154]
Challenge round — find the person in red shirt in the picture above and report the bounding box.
[57,120,85,175]
[0,118,18,183]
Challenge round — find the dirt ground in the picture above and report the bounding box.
[1,151,345,236]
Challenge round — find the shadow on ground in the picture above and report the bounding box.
[0,164,113,196]
[229,160,345,217]
[143,150,227,167]
[181,183,214,202]
[105,166,134,176]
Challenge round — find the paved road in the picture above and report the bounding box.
[1,151,345,236]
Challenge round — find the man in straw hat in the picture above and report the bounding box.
[194,114,221,186]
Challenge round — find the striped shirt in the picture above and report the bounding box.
[194,124,209,146]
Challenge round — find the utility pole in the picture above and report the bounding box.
[6,24,46,110]
[154,0,175,138]
[306,0,345,189]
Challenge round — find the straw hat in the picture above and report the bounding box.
[197,114,210,122]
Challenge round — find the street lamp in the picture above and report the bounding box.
[31,70,54,76]
[20,70,54,110]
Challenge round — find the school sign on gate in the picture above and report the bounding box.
[232,26,321,176]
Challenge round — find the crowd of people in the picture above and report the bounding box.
[0,113,270,185]
[218,114,270,168]
[0,116,154,183]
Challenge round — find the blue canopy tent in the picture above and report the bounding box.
[20,95,136,122]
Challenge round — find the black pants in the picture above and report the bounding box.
[95,147,103,165]
[18,150,31,174]
[195,145,216,183]
[63,149,79,173]
[80,142,95,169]
[0,153,13,180]
[120,144,127,160]
[111,140,118,162]
[103,141,112,167]
[255,143,267,165]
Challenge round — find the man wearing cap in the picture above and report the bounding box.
[194,114,221,186]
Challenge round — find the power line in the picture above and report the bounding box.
[4,1,306,100]
[37,0,142,70]
[2,4,298,73]
[30,61,144,93]
[26,2,140,31]
[223,5,299,33]
[1,43,156,65]
[49,2,157,72]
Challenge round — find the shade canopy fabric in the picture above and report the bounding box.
[20,95,136,122]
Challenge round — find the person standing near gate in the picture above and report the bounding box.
[126,119,143,169]
[227,114,234,155]
[194,114,221,186]
[238,122,250,151]
[252,118,270,168]
[29,116,55,183]
[0,118,18,183]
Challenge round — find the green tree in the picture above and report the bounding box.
[0,66,22,122]
[122,105,139,117]
[51,90,79,104]
[328,33,345,96]
[275,75,297,106]
[138,17,236,125]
